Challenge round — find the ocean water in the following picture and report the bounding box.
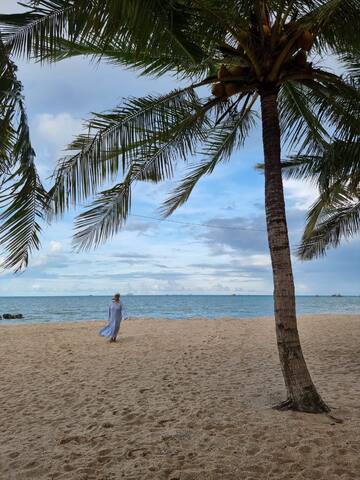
[0,295,360,325]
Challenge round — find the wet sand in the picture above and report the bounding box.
[0,315,359,479]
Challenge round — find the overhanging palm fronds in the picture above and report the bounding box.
[2,0,360,267]
[283,137,360,260]
[35,0,359,255]
[0,0,208,77]
[0,38,48,271]
[0,164,49,271]
[49,83,214,219]
[279,81,328,155]
[161,92,258,216]
[298,183,360,259]
[65,94,222,250]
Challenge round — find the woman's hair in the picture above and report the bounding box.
[113,293,121,299]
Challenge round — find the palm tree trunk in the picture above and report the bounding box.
[260,90,329,413]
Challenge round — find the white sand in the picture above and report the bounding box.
[0,315,360,480]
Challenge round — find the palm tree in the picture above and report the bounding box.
[2,0,360,412]
[0,36,48,272]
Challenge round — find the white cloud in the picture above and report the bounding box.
[35,113,82,151]
[283,178,318,211]
[31,241,66,268]
[48,241,63,254]
[239,254,271,268]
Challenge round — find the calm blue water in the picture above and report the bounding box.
[0,295,359,325]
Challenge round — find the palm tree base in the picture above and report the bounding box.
[273,397,330,414]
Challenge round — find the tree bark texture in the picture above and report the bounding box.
[260,91,329,413]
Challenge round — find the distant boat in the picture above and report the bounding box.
[331,294,342,297]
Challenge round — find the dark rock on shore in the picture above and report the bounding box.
[2,314,24,319]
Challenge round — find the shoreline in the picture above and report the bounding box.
[1,314,360,479]
[1,312,360,327]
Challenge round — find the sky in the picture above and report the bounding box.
[0,1,359,296]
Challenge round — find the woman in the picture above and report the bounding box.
[99,293,124,342]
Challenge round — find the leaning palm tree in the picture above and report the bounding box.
[2,0,360,412]
[0,37,48,271]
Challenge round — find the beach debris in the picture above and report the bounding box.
[2,313,24,319]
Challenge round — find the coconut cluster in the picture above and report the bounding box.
[212,64,251,98]
[212,24,315,98]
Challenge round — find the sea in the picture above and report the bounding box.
[0,295,360,325]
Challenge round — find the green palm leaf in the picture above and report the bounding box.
[0,38,48,271]
[70,93,219,250]
[298,183,360,259]
[0,164,49,272]
[50,83,214,218]
[161,92,258,216]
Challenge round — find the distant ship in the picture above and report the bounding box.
[331,294,342,297]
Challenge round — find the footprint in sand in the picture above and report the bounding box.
[125,448,150,459]
[8,451,19,459]
[59,434,84,445]
[102,421,114,428]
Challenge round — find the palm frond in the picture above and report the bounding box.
[0,38,48,271]
[161,92,258,216]
[283,140,360,188]
[0,0,208,72]
[50,83,215,218]
[290,72,360,153]
[298,185,360,260]
[0,164,49,272]
[298,0,360,56]
[70,95,220,250]
[0,1,76,59]
[279,81,328,155]
[286,137,360,259]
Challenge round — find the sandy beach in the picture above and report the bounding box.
[1,315,360,480]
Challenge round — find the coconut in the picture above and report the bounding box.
[299,31,314,51]
[218,64,230,80]
[225,82,241,97]
[212,83,226,97]
[262,24,271,36]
